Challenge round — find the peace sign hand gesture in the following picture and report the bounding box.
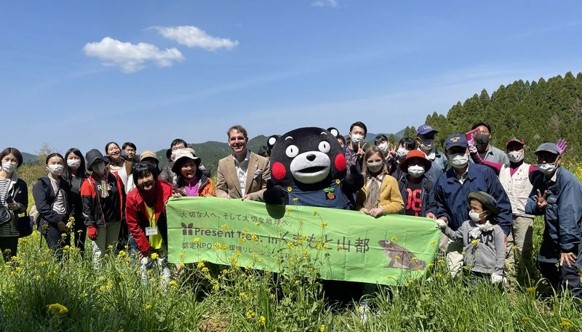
[536,189,548,209]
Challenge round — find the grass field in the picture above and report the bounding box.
[1,164,581,331]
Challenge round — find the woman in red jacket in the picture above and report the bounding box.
[125,161,173,286]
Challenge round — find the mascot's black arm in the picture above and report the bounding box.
[264,179,289,205]
[342,165,364,194]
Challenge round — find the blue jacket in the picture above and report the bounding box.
[424,150,447,185]
[428,163,512,235]
[525,167,582,263]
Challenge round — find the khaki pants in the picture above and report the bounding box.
[92,222,121,266]
[439,233,464,277]
[505,216,534,280]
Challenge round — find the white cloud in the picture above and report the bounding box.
[153,26,239,51]
[312,0,338,8]
[83,37,184,73]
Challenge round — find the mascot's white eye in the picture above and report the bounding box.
[318,141,330,153]
[286,145,299,158]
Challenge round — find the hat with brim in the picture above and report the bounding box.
[534,142,560,156]
[416,124,438,136]
[468,191,499,217]
[400,150,432,172]
[445,133,468,150]
[85,149,105,168]
[171,148,201,173]
[140,150,159,163]
[505,137,525,150]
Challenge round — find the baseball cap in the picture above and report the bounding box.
[416,124,438,136]
[534,143,560,155]
[505,137,525,149]
[445,133,468,150]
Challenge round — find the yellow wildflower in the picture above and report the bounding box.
[150,252,159,260]
[560,317,572,329]
[246,309,255,319]
[144,303,152,310]
[197,261,205,269]
[259,315,266,325]
[47,303,68,315]
[168,280,178,288]
[471,239,478,246]
[319,324,327,332]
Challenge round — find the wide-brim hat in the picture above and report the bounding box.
[171,148,201,173]
[468,191,499,217]
[400,150,432,172]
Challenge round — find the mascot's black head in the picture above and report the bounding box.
[268,127,346,190]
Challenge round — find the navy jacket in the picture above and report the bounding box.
[428,163,512,235]
[525,167,582,263]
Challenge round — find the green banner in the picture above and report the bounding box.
[167,197,440,286]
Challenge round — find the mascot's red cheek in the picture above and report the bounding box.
[335,154,346,172]
[272,162,287,180]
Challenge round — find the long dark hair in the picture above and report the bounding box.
[63,148,87,180]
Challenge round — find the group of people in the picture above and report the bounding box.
[0,121,581,298]
[340,120,581,297]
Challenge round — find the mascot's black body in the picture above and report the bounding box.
[264,127,365,305]
[264,127,363,208]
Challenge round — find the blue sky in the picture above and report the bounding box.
[2,1,582,155]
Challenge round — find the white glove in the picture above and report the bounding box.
[435,218,447,229]
[491,273,504,284]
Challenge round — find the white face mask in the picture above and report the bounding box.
[396,148,409,159]
[469,211,484,222]
[351,134,364,144]
[1,161,17,174]
[377,142,389,153]
[47,164,64,176]
[448,153,469,169]
[538,163,557,175]
[507,150,524,163]
[367,161,384,173]
[67,159,81,169]
[407,165,425,178]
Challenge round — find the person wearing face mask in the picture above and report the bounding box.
[356,147,404,218]
[426,133,512,276]
[374,134,396,172]
[436,192,506,284]
[525,143,582,297]
[391,137,417,181]
[416,124,447,185]
[62,148,88,255]
[469,138,567,282]
[80,149,125,266]
[0,147,28,263]
[470,121,509,166]
[397,150,433,217]
[33,153,73,259]
[345,121,368,174]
